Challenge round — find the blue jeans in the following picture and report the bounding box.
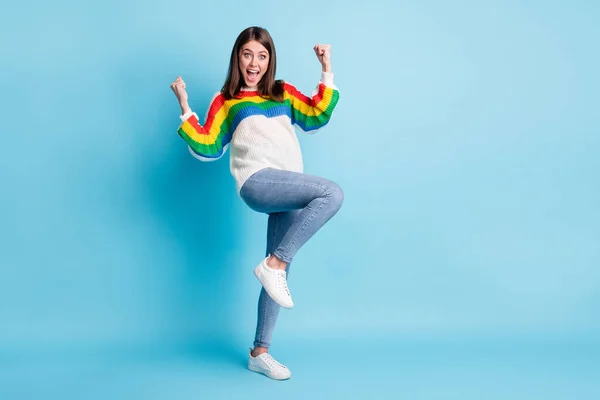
[239,167,344,348]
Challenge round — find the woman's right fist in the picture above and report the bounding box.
[170,76,188,103]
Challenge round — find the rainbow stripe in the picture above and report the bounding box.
[177,83,339,159]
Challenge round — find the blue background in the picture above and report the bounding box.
[1,0,599,398]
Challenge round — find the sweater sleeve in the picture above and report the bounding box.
[285,71,340,134]
[177,92,230,162]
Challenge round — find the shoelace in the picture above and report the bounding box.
[276,270,290,296]
[260,353,286,370]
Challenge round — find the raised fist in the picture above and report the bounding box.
[170,76,188,103]
[313,44,332,70]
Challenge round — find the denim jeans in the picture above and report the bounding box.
[239,167,344,348]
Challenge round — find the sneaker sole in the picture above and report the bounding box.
[248,363,291,380]
[254,266,294,309]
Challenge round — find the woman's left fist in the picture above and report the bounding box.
[314,44,332,71]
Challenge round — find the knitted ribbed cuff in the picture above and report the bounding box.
[180,110,195,121]
[321,71,334,87]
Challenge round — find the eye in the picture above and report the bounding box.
[259,55,266,60]
[243,53,251,59]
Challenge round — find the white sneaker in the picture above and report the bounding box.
[248,349,291,380]
[254,257,294,309]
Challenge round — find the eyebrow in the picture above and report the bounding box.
[242,48,268,54]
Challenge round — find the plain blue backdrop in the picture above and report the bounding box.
[1,0,599,398]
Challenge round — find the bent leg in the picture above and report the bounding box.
[240,168,344,264]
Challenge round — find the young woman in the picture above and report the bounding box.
[170,26,343,380]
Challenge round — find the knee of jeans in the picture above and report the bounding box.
[327,182,344,211]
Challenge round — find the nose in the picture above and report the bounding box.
[249,56,257,67]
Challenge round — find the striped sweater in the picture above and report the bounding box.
[177,72,340,194]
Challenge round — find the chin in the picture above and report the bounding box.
[244,77,263,88]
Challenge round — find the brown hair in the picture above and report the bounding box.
[222,26,284,102]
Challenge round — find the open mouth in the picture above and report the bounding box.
[246,69,260,82]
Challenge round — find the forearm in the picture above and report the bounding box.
[177,108,227,162]
[180,101,191,116]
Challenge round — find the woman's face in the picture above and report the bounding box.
[239,40,269,88]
